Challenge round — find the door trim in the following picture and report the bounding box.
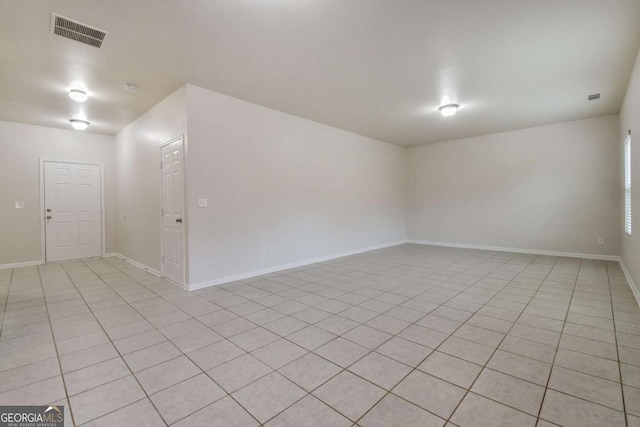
[159,135,188,289]
[39,159,106,263]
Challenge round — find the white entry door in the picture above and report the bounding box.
[44,162,102,262]
[161,138,185,285]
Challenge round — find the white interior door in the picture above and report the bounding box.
[44,162,102,262]
[161,138,185,285]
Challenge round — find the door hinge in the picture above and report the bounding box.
[161,208,164,216]
[161,256,165,263]
[160,160,163,169]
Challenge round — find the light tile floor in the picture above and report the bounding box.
[0,244,639,426]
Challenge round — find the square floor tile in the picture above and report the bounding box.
[0,357,61,394]
[487,350,551,386]
[208,354,272,393]
[416,314,462,334]
[316,315,360,335]
[171,329,223,353]
[366,315,411,335]
[418,351,482,389]
[471,368,545,415]
[211,318,257,338]
[173,396,259,427]
[279,353,342,392]
[123,341,182,372]
[548,366,623,411]
[229,327,280,351]
[376,337,432,367]
[288,326,337,350]
[540,389,626,427]
[314,371,386,421]
[314,337,370,367]
[70,376,146,425]
[252,338,308,369]
[451,392,536,427]
[113,330,167,355]
[438,336,495,365]
[0,376,66,406]
[359,394,446,427]
[188,340,246,370]
[554,348,620,382]
[399,324,450,349]
[135,356,202,395]
[265,395,351,427]
[60,343,119,373]
[150,373,226,424]
[499,335,556,363]
[393,371,466,419]
[264,316,308,336]
[232,372,306,423]
[349,351,411,390]
[64,357,130,396]
[83,398,165,427]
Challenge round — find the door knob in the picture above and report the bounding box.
[46,216,52,220]
[176,218,182,223]
[46,208,51,212]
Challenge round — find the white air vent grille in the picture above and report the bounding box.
[51,14,107,48]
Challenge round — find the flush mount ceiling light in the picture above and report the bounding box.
[125,83,139,92]
[439,104,460,117]
[68,88,88,102]
[69,119,90,130]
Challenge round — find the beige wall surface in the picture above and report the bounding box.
[406,115,621,257]
[620,46,640,293]
[114,87,187,272]
[185,85,407,287]
[0,121,116,265]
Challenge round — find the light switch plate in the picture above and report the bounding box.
[198,198,208,208]
[14,201,24,209]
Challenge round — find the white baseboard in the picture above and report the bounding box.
[104,252,162,277]
[620,260,640,309]
[406,240,621,262]
[0,260,43,270]
[189,240,407,291]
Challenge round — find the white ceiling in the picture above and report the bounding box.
[1,0,640,146]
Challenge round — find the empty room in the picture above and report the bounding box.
[1,0,640,426]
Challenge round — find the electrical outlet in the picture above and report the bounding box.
[570,235,576,242]
[597,237,604,245]
[14,201,24,209]
[198,198,208,208]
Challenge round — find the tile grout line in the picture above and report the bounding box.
[37,264,80,427]
[57,260,170,427]
[89,258,266,427]
[533,258,582,425]
[438,255,562,425]
[2,249,635,426]
[606,261,629,427]
[0,267,14,340]
[349,251,545,424]
[253,249,506,425]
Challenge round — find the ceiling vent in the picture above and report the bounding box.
[588,93,601,101]
[51,13,107,48]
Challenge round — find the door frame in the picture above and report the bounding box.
[159,135,189,289]
[39,159,106,263]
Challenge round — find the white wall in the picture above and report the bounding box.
[620,46,640,293]
[406,115,621,257]
[114,87,187,272]
[185,85,406,287]
[0,121,115,266]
